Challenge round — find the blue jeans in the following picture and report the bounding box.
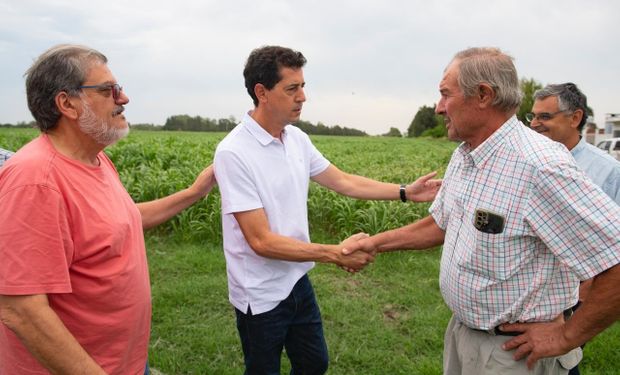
[235,274,329,375]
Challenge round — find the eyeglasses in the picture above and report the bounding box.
[78,83,123,101]
[525,110,570,123]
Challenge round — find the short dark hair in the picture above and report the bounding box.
[243,46,307,106]
[534,83,588,131]
[24,44,107,132]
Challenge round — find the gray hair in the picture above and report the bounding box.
[534,83,588,131]
[24,44,107,131]
[451,47,522,112]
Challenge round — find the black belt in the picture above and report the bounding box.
[470,326,522,336]
[469,308,573,337]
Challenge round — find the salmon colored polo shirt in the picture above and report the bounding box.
[0,135,151,374]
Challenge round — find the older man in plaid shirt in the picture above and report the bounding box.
[348,47,620,375]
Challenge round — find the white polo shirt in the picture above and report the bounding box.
[214,112,330,315]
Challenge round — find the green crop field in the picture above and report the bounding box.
[1,128,618,374]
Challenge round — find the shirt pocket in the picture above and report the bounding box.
[459,224,533,282]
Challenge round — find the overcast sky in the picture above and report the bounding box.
[1,0,618,135]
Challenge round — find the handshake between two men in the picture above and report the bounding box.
[332,171,444,274]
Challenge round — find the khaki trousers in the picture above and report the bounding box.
[443,315,582,375]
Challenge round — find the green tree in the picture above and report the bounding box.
[517,78,543,124]
[382,127,402,137]
[217,116,237,132]
[421,114,447,138]
[407,105,437,137]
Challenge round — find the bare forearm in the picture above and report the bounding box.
[0,295,105,374]
[138,164,215,230]
[312,165,440,202]
[312,165,398,200]
[137,187,204,230]
[367,215,445,253]
[337,175,401,200]
[563,264,620,347]
[235,208,372,269]
[249,232,342,264]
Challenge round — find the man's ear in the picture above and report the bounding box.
[55,91,80,120]
[254,83,268,104]
[477,83,495,108]
[571,109,584,129]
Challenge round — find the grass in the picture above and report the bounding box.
[145,235,620,375]
[145,235,450,374]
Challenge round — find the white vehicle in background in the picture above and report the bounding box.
[596,137,620,161]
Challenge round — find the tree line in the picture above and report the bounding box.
[4,77,579,138]
[0,122,36,128]
[0,116,367,137]
[158,115,367,136]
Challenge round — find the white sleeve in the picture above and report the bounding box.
[214,149,263,215]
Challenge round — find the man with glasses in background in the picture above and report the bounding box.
[527,82,620,375]
[0,44,215,374]
[527,83,620,203]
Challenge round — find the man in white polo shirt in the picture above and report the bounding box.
[214,45,441,375]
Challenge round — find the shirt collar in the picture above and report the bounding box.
[457,115,521,168]
[242,111,286,146]
[570,136,587,157]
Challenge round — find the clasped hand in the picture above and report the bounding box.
[338,233,376,273]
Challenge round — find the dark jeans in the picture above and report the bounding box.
[235,274,329,375]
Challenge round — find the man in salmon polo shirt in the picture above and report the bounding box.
[0,44,215,375]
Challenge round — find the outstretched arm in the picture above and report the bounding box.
[311,165,441,202]
[137,165,216,230]
[234,208,374,271]
[500,263,620,369]
[0,294,106,374]
[344,215,445,255]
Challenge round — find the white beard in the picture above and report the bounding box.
[78,102,129,146]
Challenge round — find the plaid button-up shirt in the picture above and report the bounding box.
[430,116,620,330]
